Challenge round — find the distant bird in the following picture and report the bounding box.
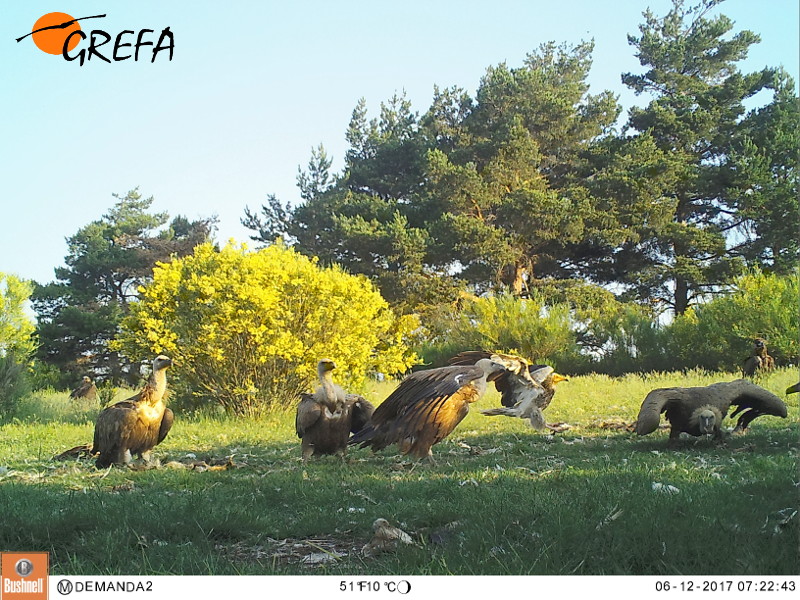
[91,355,174,468]
[295,359,375,461]
[742,338,775,377]
[634,379,787,446]
[362,518,415,557]
[787,382,800,395]
[69,376,97,401]
[349,356,515,460]
[450,351,568,431]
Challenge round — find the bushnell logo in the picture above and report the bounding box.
[1,552,49,600]
[15,12,174,65]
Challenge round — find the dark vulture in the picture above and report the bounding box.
[349,356,516,460]
[449,351,568,431]
[742,338,775,377]
[295,358,375,460]
[634,379,787,445]
[92,355,174,468]
[69,376,97,401]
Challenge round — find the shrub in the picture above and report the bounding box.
[114,242,419,415]
[663,270,799,371]
[420,292,580,369]
[0,354,30,417]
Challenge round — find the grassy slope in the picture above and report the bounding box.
[0,369,797,575]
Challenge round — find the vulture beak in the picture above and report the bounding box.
[552,373,569,384]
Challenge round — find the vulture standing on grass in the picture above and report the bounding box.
[349,356,515,460]
[449,351,568,431]
[634,379,787,446]
[295,358,375,461]
[69,376,97,401]
[92,355,174,468]
[742,338,775,377]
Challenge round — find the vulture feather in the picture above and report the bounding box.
[92,355,174,468]
[742,338,775,377]
[786,382,799,395]
[295,359,375,460]
[634,379,787,445]
[349,357,513,460]
[69,376,97,401]
[450,351,568,431]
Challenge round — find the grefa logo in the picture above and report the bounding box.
[15,12,174,65]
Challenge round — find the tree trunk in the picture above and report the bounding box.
[674,275,689,316]
[502,261,528,297]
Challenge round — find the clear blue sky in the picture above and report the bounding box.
[2,0,798,285]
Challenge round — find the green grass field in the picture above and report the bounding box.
[0,369,797,575]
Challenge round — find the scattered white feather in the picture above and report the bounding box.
[651,482,680,494]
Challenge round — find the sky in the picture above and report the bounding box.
[1,0,798,286]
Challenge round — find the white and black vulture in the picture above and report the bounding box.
[450,351,568,431]
[295,359,375,460]
[349,356,515,460]
[69,376,97,401]
[634,379,787,446]
[92,355,174,468]
[742,338,775,377]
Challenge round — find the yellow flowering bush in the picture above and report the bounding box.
[114,242,418,414]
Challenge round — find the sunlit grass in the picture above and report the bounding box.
[0,368,796,575]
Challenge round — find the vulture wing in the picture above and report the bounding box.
[727,379,788,430]
[347,394,375,434]
[742,356,761,377]
[92,401,139,466]
[350,365,485,456]
[295,393,322,438]
[157,407,174,444]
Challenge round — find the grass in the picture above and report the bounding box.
[0,368,797,575]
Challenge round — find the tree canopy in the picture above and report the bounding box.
[32,188,215,385]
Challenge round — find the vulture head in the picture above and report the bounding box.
[694,406,722,435]
[153,355,173,371]
[318,358,336,374]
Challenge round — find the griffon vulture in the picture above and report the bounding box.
[349,356,515,460]
[449,351,568,431]
[634,379,787,445]
[69,376,97,401]
[295,359,375,460]
[92,355,174,468]
[742,338,775,377]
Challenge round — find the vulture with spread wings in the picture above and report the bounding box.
[349,356,515,460]
[634,379,787,445]
[449,351,568,431]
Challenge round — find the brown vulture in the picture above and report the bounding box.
[70,376,97,401]
[92,355,174,468]
[742,338,775,377]
[634,379,787,445]
[295,359,375,460]
[449,351,568,431]
[349,356,515,460]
